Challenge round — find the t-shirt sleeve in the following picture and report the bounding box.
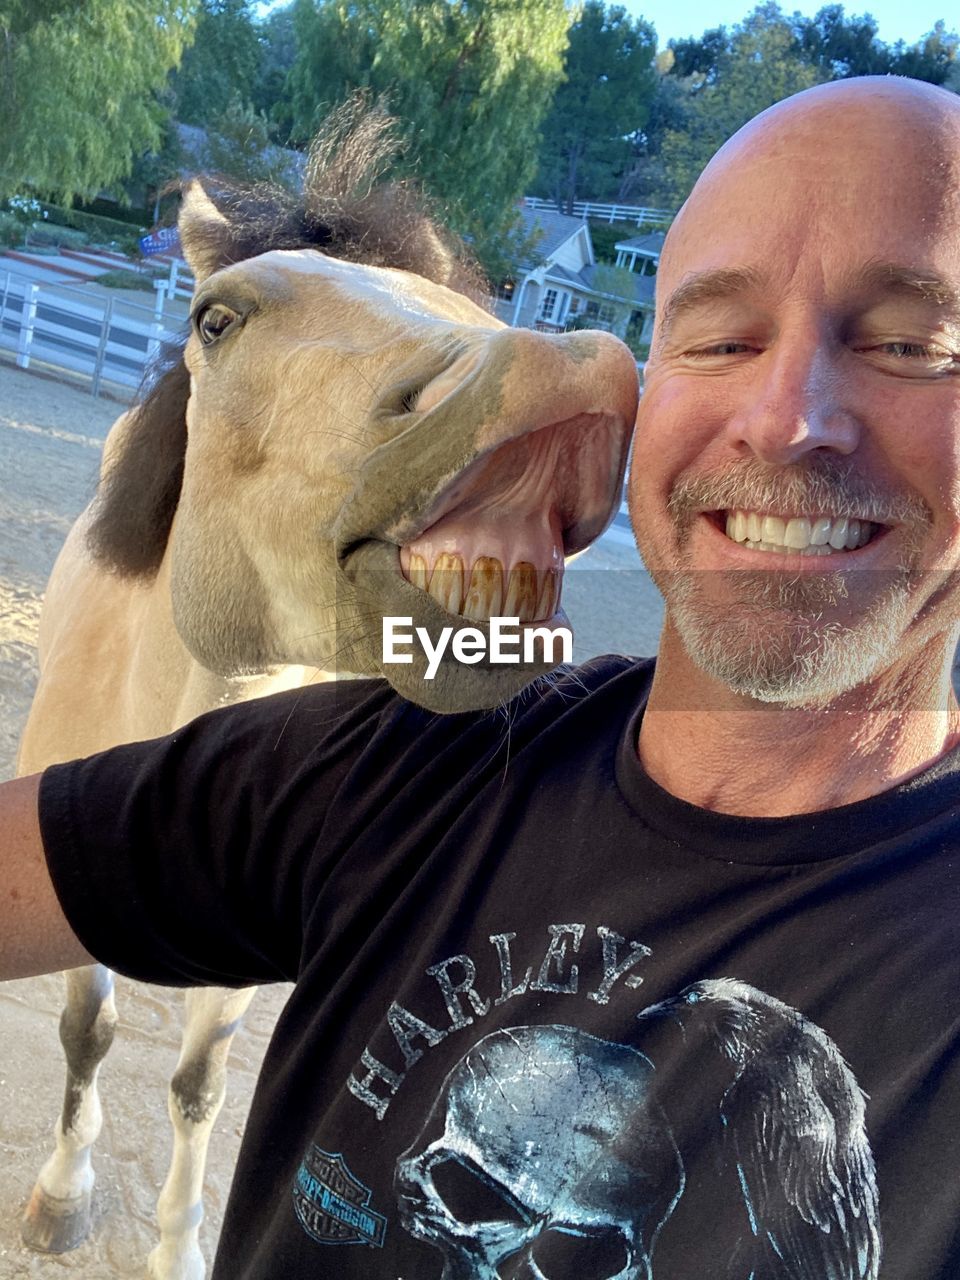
[38,679,398,987]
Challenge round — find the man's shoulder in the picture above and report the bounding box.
[313,653,652,723]
[246,654,653,747]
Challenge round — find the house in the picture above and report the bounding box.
[614,231,665,276]
[496,204,662,352]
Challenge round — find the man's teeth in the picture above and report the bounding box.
[724,510,876,555]
[405,552,560,622]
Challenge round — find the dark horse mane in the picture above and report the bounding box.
[87,100,488,578]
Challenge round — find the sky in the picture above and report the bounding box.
[253,1,951,57]
[623,0,948,46]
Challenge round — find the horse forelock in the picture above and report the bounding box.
[187,99,488,304]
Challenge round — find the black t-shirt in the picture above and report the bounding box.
[40,656,960,1279]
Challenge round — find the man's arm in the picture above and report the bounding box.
[1,774,93,979]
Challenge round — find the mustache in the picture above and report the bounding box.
[667,458,932,530]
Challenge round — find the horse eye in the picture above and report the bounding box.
[195,302,241,345]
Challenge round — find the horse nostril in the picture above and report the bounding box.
[399,388,424,413]
[414,350,483,414]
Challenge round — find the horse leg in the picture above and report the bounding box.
[21,963,118,1252]
[148,985,257,1280]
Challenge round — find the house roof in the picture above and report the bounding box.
[541,262,584,287]
[614,231,666,257]
[516,203,588,261]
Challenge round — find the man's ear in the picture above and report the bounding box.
[178,180,233,283]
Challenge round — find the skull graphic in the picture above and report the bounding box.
[395,1025,683,1279]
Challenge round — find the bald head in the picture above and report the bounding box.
[655,76,960,340]
[700,75,960,186]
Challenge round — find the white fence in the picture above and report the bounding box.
[0,272,181,398]
[153,257,195,318]
[523,197,673,227]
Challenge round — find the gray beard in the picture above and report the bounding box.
[656,566,922,707]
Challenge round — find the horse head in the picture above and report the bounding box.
[89,114,638,712]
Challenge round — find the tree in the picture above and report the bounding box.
[170,0,262,128]
[791,5,888,78]
[612,54,696,202]
[534,0,658,210]
[668,26,728,79]
[252,4,300,141]
[889,20,959,85]
[124,116,185,222]
[656,4,824,207]
[286,0,570,275]
[203,92,299,187]
[0,0,197,203]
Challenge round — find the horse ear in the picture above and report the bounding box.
[178,181,232,283]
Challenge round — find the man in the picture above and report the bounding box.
[3,75,960,1277]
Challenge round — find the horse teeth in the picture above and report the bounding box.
[504,562,539,622]
[462,556,503,621]
[428,552,464,613]
[408,552,428,590]
[537,568,560,620]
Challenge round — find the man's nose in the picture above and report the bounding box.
[726,337,860,464]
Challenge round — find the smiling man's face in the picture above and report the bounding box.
[630,79,960,706]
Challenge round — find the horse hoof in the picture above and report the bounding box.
[21,1183,92,1253]
[147,1241,208,1280]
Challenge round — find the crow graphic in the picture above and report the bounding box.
[637,978,881,1280]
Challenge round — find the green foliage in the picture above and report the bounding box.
[888,20,959,85]
[40,203,146,243]
[791,5,888,77]
[96,268,160,290]
[0,211,24,246]
[656,5,824,207]
[74,198,154,227]
[170,0,261,128]
[792,7,957,82]
[652,3,960,208]
[18,220,88,249]
[202,93,300,187]
[589,260,640,304]
[535,0,658,209]
[124,118,186,222]
[482,213,548,286]
[0,0,198,203]
[665,25,728,79]
[589,220,654,263]
[252,4,300,141]
[286,0,570,275]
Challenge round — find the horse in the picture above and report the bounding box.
[14,105,638,1279]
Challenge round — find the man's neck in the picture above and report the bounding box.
[638,624,960,817]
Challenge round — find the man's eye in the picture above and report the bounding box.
[859,340,959,374]
[880,342,940,358]
[684,342,754,359]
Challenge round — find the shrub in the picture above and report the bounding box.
[23,221,88,249]
[39,202,147,248]
[0,211,22,247]
[96,269,158,290]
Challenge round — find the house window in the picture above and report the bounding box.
[497,279,515,301]
[585,300,617,327]
[540,288,559,320]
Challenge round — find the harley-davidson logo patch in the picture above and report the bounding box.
[293,1146,386,1248]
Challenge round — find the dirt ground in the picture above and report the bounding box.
[0,361,660,1277]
